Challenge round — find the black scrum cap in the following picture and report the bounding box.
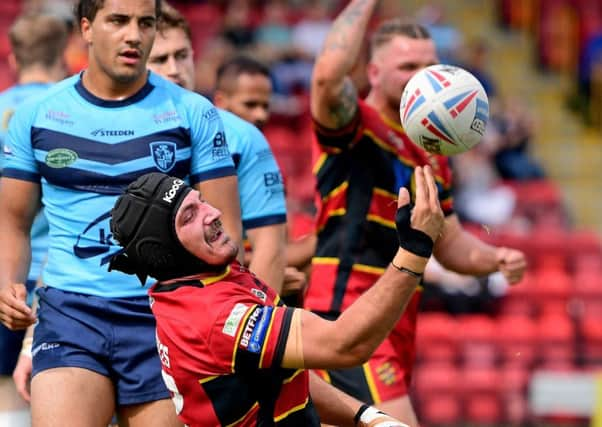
[109,172,211,283]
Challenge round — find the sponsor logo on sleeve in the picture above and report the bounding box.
[212,131,229,160]
[263,171,284,198]
[223,303,248,337]
[203,108,219,121]
[239,306,273,354]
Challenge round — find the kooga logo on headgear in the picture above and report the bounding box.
[163,179,184,204]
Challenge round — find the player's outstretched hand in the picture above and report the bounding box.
[357,406,410,427]
[395,166,445,257]
[496,246,527,284]
[0,283,35,330]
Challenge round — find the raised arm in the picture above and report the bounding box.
[310,0,379,129]
[0,178,40,330]
[282,166,445,369]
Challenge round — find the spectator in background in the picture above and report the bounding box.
[221,0,255,48]
[490,97,546,180]
[415,4,463,65]
[0,12,68,416]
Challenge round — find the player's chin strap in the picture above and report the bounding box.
[354,404,410,427]
[108,250,148,286]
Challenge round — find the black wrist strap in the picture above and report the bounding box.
[354,404,370,426]
[390,261,423,279]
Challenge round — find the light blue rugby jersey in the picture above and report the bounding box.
[218,109,286,230]
[0,82,51,284]
[3,72,235,297]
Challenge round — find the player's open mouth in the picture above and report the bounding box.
[206,220,223,244]
[119,49,142,64]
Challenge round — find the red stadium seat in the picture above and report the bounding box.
[499,272,537,317]
[413,362,459,395]
[457,315,498,367]
[415,313,458,363]
[580,315,602,365]
[533,268,573,316]
[536,314,575,365]
[418,394,462,426]
[496,315,538,367]
[465,394,502,425]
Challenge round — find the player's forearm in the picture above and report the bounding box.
[331,249,426,365]
[434,216,499,276]
[285,234,316,270]
[0,225,31,288]
[315,0,378,79]
[309,371,361,426]
[249,245,286,294]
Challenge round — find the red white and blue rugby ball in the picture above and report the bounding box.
[400,64,489,156]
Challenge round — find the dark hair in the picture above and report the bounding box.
[9,14,69,69]
[74,0,162,25]
[369,18,431,58]
[157,1,191,41]
[215,55,270,93]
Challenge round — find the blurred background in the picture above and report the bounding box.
[1,0,602,426]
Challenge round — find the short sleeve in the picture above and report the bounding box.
[209,301,294,374]
[2,104,40,182]
[312,105,363,153]
[236,124,286,229]
[186,98,235,185]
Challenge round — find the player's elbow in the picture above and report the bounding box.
[328,340,374,368]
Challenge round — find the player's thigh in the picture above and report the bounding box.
[117,398,182,427]
[376,394,419,427]
[31,366,115,427]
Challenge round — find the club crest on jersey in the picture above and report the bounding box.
[150,142,176,172]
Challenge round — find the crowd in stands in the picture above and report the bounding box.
[501,0,602,128]
[0,0,600,426]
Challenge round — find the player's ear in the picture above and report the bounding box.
[212,90,227,109]
[80,18,93,44]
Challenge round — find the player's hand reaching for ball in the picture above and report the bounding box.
[395,165,445,257]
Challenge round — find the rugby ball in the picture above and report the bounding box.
[399,64,489,155]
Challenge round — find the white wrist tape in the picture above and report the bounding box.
[359,406,410,427]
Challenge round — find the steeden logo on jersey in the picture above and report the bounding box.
[90,129,135,137]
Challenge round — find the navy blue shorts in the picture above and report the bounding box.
[0,280,36,375]
[32,287,169,405]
